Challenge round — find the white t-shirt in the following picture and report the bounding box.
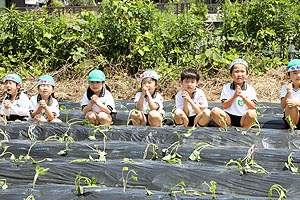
[175,88,208,117]
[221,82,258,116]
[29,95,60,119]
[25,0,37,5]
[81,89,116,113]
[1,92,30,117]
[281,83,300,110]
[134,92,165,115]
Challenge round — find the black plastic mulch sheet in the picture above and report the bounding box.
[0,101,298,199]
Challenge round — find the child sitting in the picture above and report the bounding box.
[211,59,257,128]
[281,59,300,128]
[1,73,29,121]
[81,69,116,125]
[174,68,210,127]
[131,70,165,126]
[29,75,62,122]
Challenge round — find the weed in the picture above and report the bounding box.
[0,179,8,190]
[74,171,103,195]
[143,143,158,160]
[122,167,138,193]
[268,184,286,200]
[202,181,217,199]
[284,152,299,175]
[32,165,49,190]
[169,181,206,200]
[70,144,107,163]
[225,144,269,175]
[189,143,216,162]
[285,115,295,133]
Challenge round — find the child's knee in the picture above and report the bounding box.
[174,109,185,117]
[202,108,211,117]
[148,111,162,120]
[34,114,47,122]
[246,109,257,119]
[211,107,221,116]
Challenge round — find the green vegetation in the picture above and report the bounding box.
[0,0,298,80]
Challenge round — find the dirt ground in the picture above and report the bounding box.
[0,67,288,104]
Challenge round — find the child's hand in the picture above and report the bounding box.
[39,100,47,108]
[235,85,245,98]
[3,100,11,109]
[142,86,150,98]
[286,83,293,94]
[286,98,297,108]
[182,91,191,101]
[91,95,98,104]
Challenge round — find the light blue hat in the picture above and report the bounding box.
[140,70,159,82]
[4,73,21,84]
[287,59,300,72]
[37,75,55,87]
[89,70,106,82]
[230,59,248,71]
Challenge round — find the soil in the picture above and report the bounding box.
[0,67,288,103]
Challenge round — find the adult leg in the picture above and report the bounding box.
[240,109,257,128]
[195,108,211,126]
[130,110,147,125]
[174,108,189,127]
[148,110,162,126]
[211,107,231,127]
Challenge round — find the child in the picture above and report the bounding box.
[281,59,300,128]
[211,59,257,128]
[1,73,29,121]
[131,70,165,126]
[29,75,62,122]
[81,69,116,125]
[174,68,210,127]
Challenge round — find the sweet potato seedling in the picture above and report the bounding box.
[241,117,261,136]
[0,129,9,143]
[74,171,102,195]
[189,142,216,162]
[143,143,158,160]
[17,142,52,164]
[122,167,138,192]
[162,131,184,166]
[126,109,139,126]
[284,152,299,175]
[70,144,107,163]
[60,105,83,125]
[27,125,37,141]
[23,194,35,200]
[225,144,269,175]
[285,115,295,133]
[0,179,8,190]
[268,184,286,200]
[32,165,49,190]
[169,181,206,200]
[0,145,16,161]
[202,181,217,199]
[121,158,143,164]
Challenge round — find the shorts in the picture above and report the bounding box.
[1,115,27,121]
[129,112,163,126]
[227,112,242,127]
[283,111,300,129]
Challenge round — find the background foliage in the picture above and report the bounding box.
[0,0,299,79]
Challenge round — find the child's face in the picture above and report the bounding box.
[287,70,300,85]
[5,80,20,95]
[180,78,198,94]
[38,84,54,97]
[89,81,105,93]
[141,78,157,94]
[230,64,248,84]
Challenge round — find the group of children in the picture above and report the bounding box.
[2,58,300,129]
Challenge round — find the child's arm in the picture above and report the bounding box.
[182,91,202,115]
[136,88,148,110]
[146,93,160,111]
[281,83,292,108]
[30,103,43,119]
[92,95,111,114]
[9,94,30,116]
[41,100,55,121]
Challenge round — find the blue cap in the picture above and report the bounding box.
[37,75,55,86]
[230,59,248,71]
[4,73,21,84]
[88,70,106,82]
[140,70,159,82]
